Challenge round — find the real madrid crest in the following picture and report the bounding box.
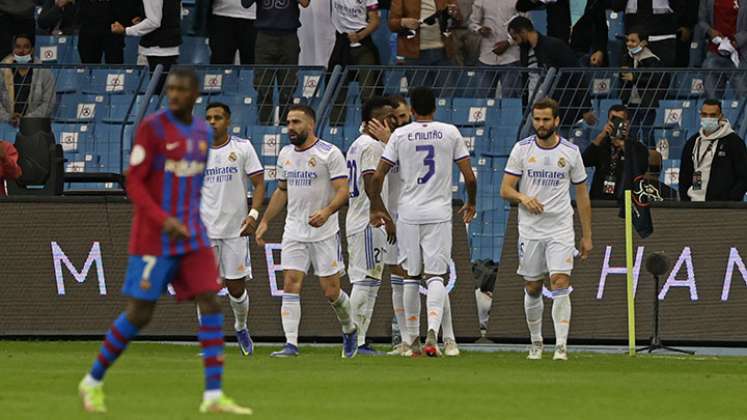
[228,152,238,162]
[558,157,566,168]
[308,157,317,167]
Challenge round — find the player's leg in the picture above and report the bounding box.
[386,263,407,355]
[518,238,549,360]
[421,222,451,358]
[313,234,358,358]
[174,248,252,414]
[218,237,254,356]
[441,294,460,356]
[349,226,385,353]
[271,239,310,357]
[547,240,575,361]
[398,221,424,356]
[79,255,175,413]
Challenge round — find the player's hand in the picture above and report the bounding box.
[589,50,604,66]
[163,217,189,240]
[370,208,392,228]
[347,32,361,44]
[308,208,331,228]
[255,221,269,246]
[401,18,419,30]
[459,202,476,224]
[492,40,511,55]
[132,16,142,25]
[111,21,126,35]
[580,236,593,260]
[240,214,258,236]
[367,119,392,143]
[478,26,492,37]
[519,195,544,215]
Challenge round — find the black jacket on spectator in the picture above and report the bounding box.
[619,48,665,110]
[255,0,302,33]
[39,0,139,36]
[141,0,182,49]
[516,0,572,43]
[609,0,689,37]
[37,0,78,34]
[679,131,747,201]
[519,33,579,68]
[582,137,649,200]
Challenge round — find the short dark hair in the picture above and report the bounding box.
[13,34,34,47]
[288,104,316,121]
[628,26,649,42]
[167,67,199,90]
[532,97,559,118]
[362,96,394,123]
[608,104,629,119]
[507,16,534,34]
[206,102,231,117]
[388,95,408,108]
[409,87,436,116]
[702,98,722,112]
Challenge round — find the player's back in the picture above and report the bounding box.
[382,120,469,225]
[345,134,388,235]
[127,110,213,256]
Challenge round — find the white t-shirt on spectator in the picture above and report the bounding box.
[331,0,378,34]
[212,0,256,20]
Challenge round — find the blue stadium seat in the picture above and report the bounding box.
[670,73,706,98]
[661,158,681,191]
[179,37,211,65]
[196,68,239,94]
[104,95,137,123]
[237,69,258,97]
[124,37,140,65]
[323,126,345,151]
[54,68,90,94]
[381,69,407,95]
[0,122,17,143]
[461,127,490,156]
[91,123,126,173]
[434,97,452,122]
[656,100,698,130]
[451,98,497,127]
[36,35,75,64]
[85,69,143,95]
[53,122,95,163]
[56,94,108,123]
[293,69,326,106]
[528,10,547,35]
[606,10,625,41]
[696,99,744,125]
[652,128,688,161]
[181,3,196,35]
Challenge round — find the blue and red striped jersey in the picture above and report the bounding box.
[126,110,212,256]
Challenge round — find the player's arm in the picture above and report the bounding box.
[368,160,394,230]
[363,167,396,244]
[500,173,544,214]
[255,180,287,245]
[309,177,349,227]
[575,182,593,260]
[126,122,188,239]
[456,157,477,224]
[241,172,266,236]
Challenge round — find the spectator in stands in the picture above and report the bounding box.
[699,0,747,100]
[0,35,56,126]
[609,0,691,67]
[112,0,180,82]
[679,99,747,202]
[582,104,649,200]
[0,0,36,61]
[508,16,596,129]
[0,139,21,196]
[388,0,462,66]
[250,0,310,124]
[468,0,521,97]
[619,27,664,143]
[328,0,381,69]
[452,0,481,66]
[39,0,140,64]
[674,2,698,67]
[209,0,256,64]
[516,0,572,45]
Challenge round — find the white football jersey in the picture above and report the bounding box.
[201,136,264,239]
[387,161,401,221]
[277,139,348,242]
[345,134,388,235]
[504,135,587,242]
[382,121,469,224]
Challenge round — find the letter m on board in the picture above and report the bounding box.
[51,241,107,295]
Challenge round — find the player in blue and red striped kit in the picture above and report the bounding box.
[78,68,252,415]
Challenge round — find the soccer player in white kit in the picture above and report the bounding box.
[369,87,477,358]
[255,105,358,358]
[201,102,265,356]
[500,98,593,361]
[345,97,398,356]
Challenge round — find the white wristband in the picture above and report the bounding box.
[249,209,259,220]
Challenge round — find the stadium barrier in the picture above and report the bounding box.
[0,197,478,339]
[491,201,747,343]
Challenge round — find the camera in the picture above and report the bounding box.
[609,116,626,140]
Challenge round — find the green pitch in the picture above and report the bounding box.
[2,341,747,420]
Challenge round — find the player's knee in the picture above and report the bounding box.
[125,299,156,328]
[550,273,571,290]
[225,278,247,298]
[321,281,341,301]
[524,280,543,297]
[195,293,221,314]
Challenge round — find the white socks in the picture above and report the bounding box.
[441,294,455,342]
[203,390,222,402]
[475,289,493,329]
[330,290,356,334]
[402,279,421,344]
[551,288,572,347]
[391,276,406,338]
[228,289,249,331]
[426,277,446,335]
[281,293,301,346]
[524,290,544,343]
[351,281,381,346]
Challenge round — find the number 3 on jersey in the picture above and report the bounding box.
[347,160,360,197]
[416,144,435,184]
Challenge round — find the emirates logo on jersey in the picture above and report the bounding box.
[308,157,317,167]
[558,157,567,168]
[228,152,238,162]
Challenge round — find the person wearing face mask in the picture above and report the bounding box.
[619,27,665,144]
[0,34,56,127]
[679,99,747,202]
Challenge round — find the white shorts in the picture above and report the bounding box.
[397,221,452,277]
[383,240,401,266]
[347,226,386,283]
[211,237,252,280]
[517,237,574,281]
[281,233,345,277]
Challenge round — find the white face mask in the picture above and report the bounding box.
[627,45,643,56]
[700,117,720,133]
[13,53,32,64]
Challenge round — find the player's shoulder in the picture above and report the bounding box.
[347,134,374,155]
[140,110,168,130]
[314,138,343,157]
[559,137,580,152]
[278,144,294,157]
[511,136,535,152]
